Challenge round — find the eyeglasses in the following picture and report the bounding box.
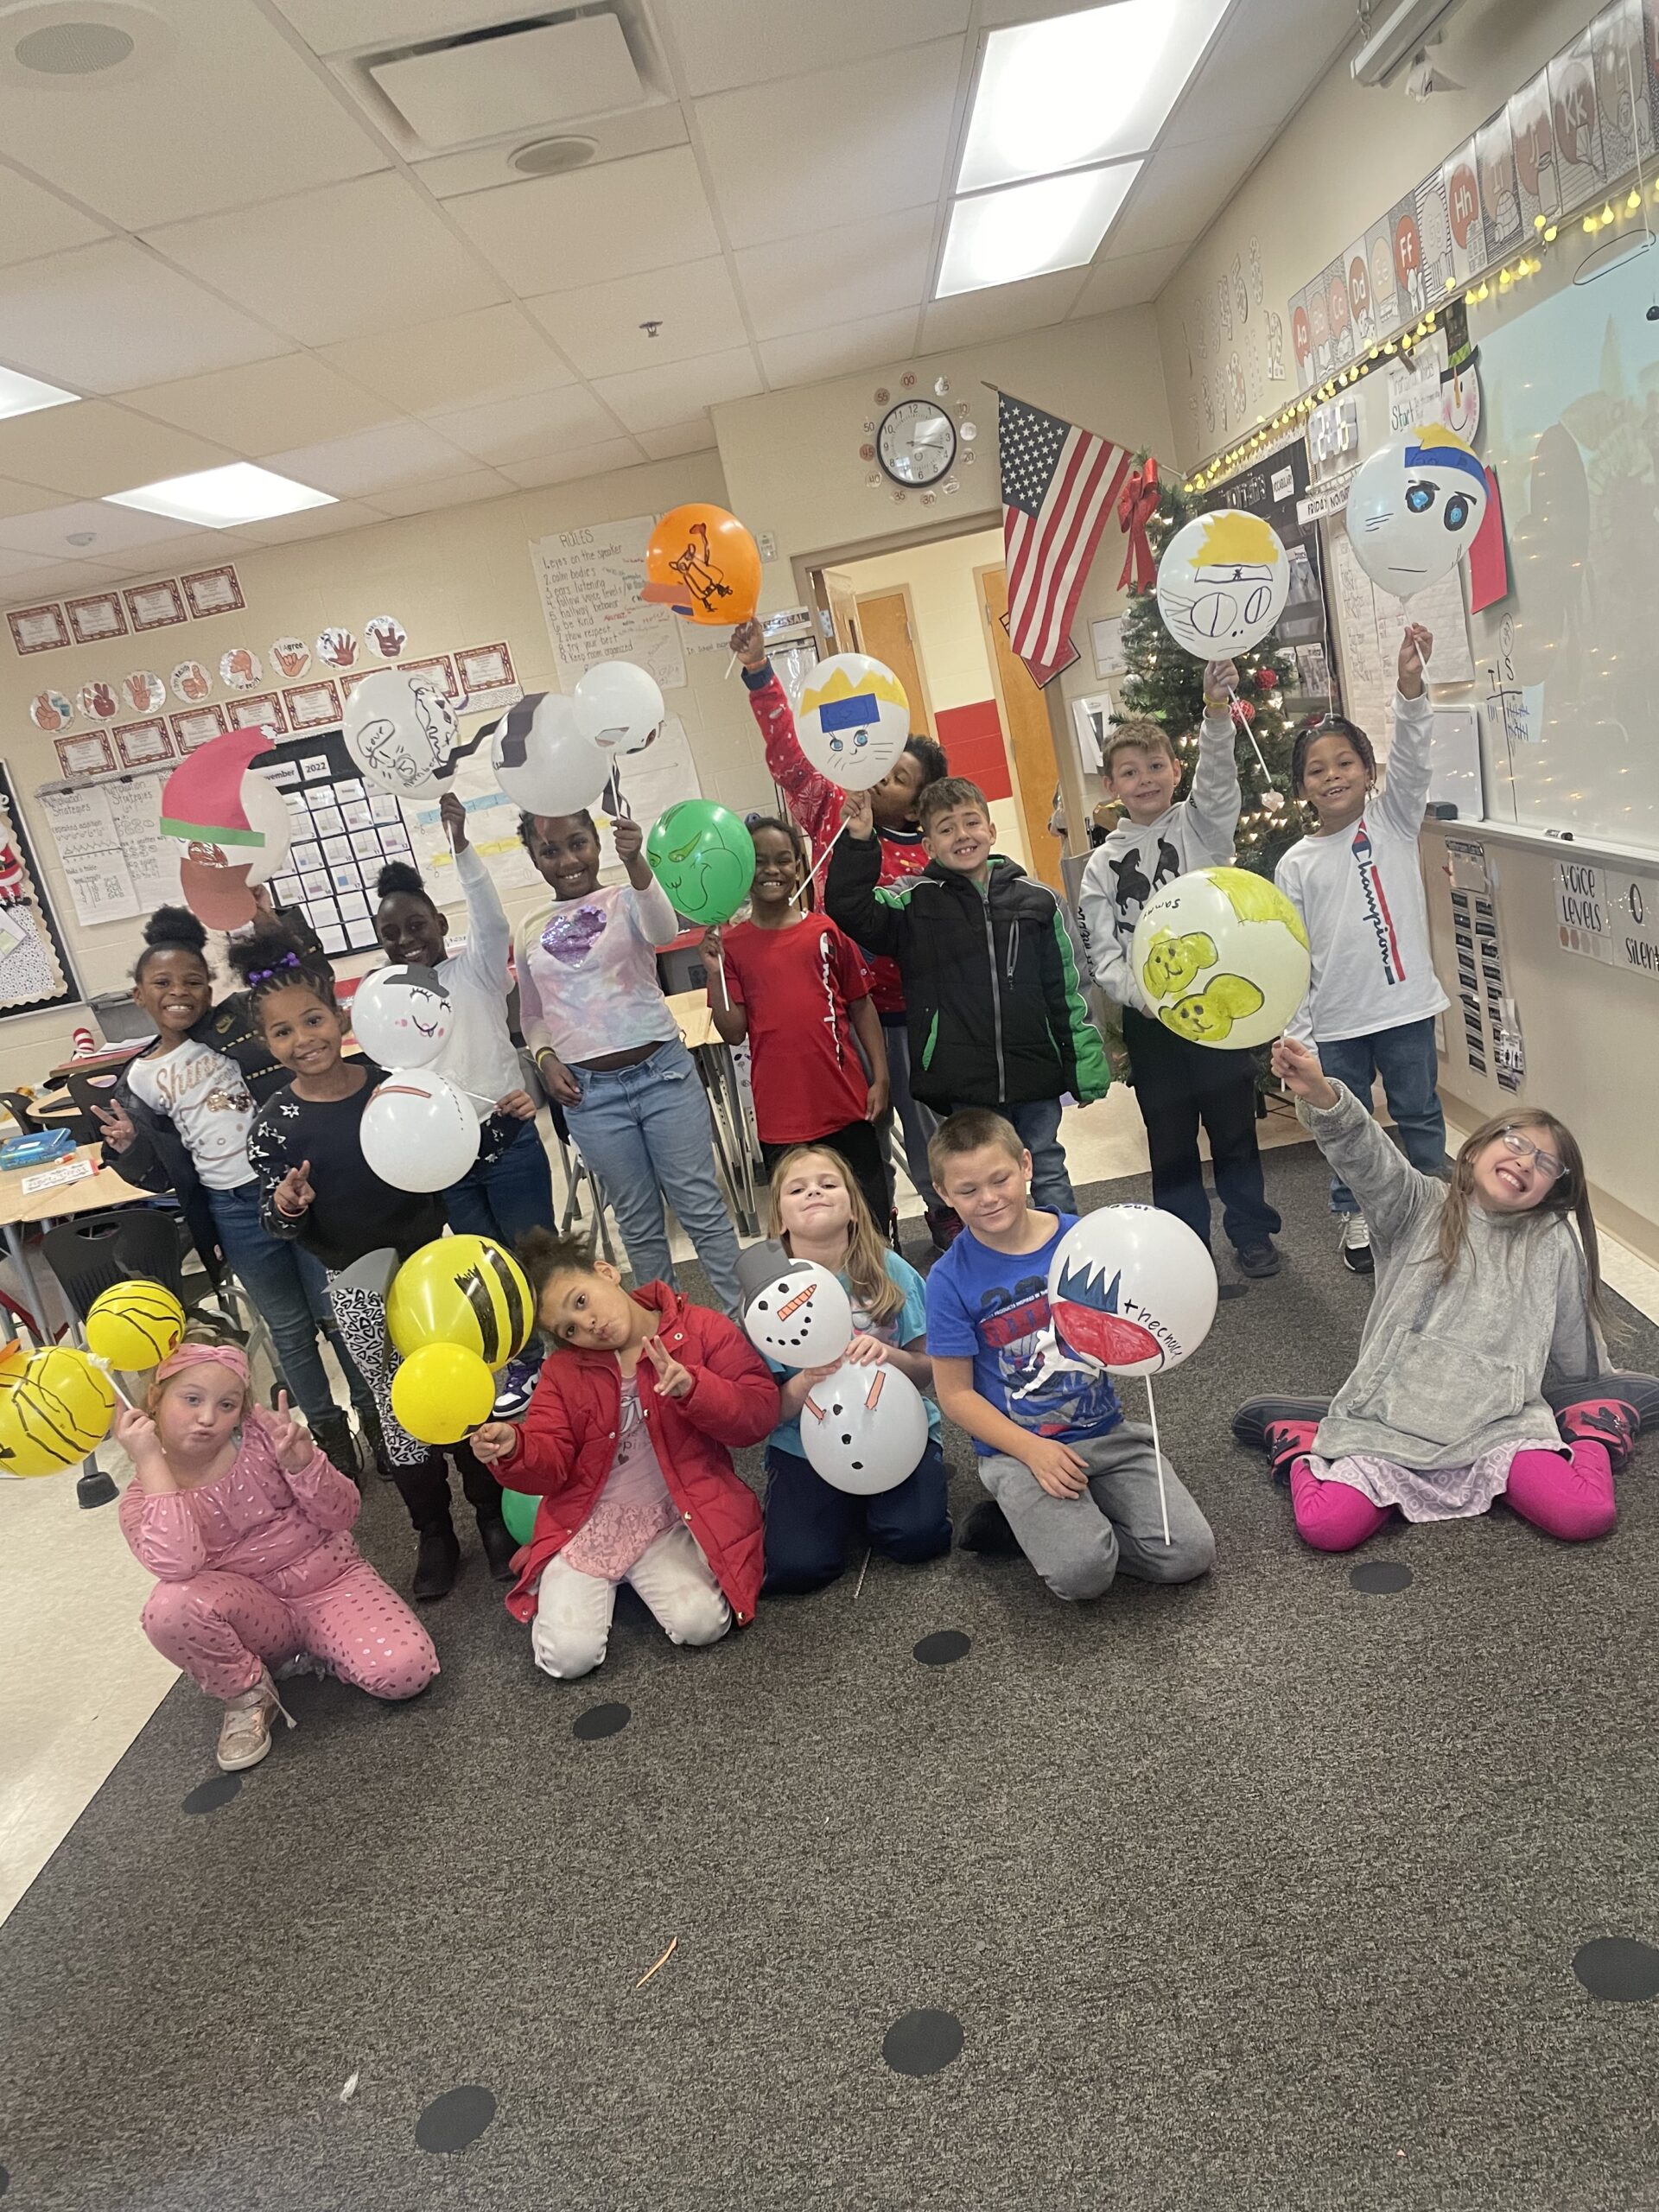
[1499,1126,1564,1182]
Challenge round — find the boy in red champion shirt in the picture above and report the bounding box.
[730,618,954,1243]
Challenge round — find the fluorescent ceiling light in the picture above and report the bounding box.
[105,463,335,528]
[957,0,1230,194]
[937,162,1141,297]
[0,364,79,420]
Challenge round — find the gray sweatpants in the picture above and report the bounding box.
[977,1422,1216,1602]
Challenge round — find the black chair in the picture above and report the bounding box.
[60,1070,124,1148]
[0,1090,41,1135]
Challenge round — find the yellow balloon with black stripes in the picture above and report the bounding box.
[386,1235,533,1370]
[86,1279,187,1370]
[0,1346,116,1478]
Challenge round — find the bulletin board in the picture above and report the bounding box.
[257,728,417,958]
[0,764,79,1017]
[33,766,182,926]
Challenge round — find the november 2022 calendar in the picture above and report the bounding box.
[255,727,418,958]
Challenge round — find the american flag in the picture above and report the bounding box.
[998,391,1130,683]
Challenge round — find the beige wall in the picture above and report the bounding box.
[1155,0,1600,470]
[0,449,776,1088]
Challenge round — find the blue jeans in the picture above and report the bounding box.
[1316,1016,1447,1213]
[564,1037,742,1315]
[954,1095,1076,1213]
[444,1115,555,1246]
[762,1437,951,1593]
[881,1013,940,1213]
[206,1180,374,1429]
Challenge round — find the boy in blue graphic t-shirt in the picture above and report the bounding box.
[925,1109,1216,1603]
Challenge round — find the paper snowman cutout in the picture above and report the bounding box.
[1344,424,1487,597]
[741,1257,854,1370]
[800,1361,929,1495]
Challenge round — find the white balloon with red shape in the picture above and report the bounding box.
[238,770,292,886]
[351,964,453,1070]
[800,1360,929,1495]
[490,691,613,816]
[742,1260,854,1370]
[571,661,664,757]
[359,1069,480,1192]
[343,668,462,798]
[1344,423,1487,596]
[1155,509,1290,658]
[794,654,911,791]
[1046,1205,1217,1378]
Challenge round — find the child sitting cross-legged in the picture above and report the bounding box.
[118,1337,437,1775]
[469,1229,779,1681]
[925,1109,1215,1601]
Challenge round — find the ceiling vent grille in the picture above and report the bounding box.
[368,9,646,152]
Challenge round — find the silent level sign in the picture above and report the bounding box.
[1556,859,1659,976]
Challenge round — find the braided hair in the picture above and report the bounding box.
[224,924,335,1019]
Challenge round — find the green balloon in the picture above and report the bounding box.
[645,800,755,926]
[499,1486,537,1546]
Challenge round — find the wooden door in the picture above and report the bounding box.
[855,584,934,737]
[976,563,1064,890]
[811,566,862,653]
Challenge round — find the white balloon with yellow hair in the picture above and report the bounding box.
[1130,866,1310,1052]
[1155,509,1291,658]
[1344,423,1487,596]
[795,653,911,791]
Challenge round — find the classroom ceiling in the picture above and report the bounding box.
[0,0,1351,598]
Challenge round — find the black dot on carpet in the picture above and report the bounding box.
[181,1772,242,1815]
[573,1700,631,1740]
[913,1630,970,1667]
[0,2162,10,2195]
[415,2085,496,2152]
[883,2009,963,2075]
[1217,1283,1249,1303]
[1573,1937,1659,2001]
[1350,1561,1413,1594]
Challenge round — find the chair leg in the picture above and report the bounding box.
[76,1454,118,1510]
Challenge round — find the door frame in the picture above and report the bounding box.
[854,579,937,739]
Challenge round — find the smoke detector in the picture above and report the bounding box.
[510,133,599,177]
[0,0,174,87]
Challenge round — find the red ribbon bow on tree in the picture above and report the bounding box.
[1117,456,1160,594]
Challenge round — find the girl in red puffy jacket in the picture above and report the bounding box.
[470,1229,778,1680]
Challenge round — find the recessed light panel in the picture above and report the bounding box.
[0,364,79,420]
[937,163,1141,298]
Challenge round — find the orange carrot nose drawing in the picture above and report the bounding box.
[778,1284,817,1323]
[864,1371,887,1412]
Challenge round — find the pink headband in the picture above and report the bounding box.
[155,1344,251,1386]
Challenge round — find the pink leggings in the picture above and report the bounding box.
[1291,1439,1616,1554]
[143,1560,439,1702]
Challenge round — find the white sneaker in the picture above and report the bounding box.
[1338,1212,1374,1275]
[215,1669,296,1772]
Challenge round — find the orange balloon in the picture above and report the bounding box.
[643,504,760,626]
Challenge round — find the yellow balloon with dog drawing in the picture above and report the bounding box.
[1130,866,1309,1051]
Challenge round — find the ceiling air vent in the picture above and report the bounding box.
[369,11,645,153]
[511,134,599,177]
[0,1,173,87]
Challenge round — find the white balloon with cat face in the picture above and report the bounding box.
[800,1360,929,1495]
[741,1261,853,1370]
[1155,510,1290,658]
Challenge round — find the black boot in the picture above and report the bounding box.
[411,1516,461,1601]
[960,1498,1022,1556]
[311,1410,360,1483]
[477,1508,518,1582]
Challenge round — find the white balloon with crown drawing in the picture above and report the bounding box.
[1155,509,1290,658]
[795,653,911,791]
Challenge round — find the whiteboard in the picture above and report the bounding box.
[1468,239,1659,849]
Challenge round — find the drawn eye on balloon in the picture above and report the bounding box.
[1155,511,1290,659]
[357,716,422,788]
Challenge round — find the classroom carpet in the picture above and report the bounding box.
[3,1141,1658,2212]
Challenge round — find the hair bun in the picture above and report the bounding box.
[143,905,207,954]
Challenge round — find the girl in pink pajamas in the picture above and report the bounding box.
[118,1342,437,1773]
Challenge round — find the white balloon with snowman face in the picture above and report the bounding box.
[1344,424,1487,596]
[742,1260,854,1370]
[351,963,453,1071]
[1155,510,1290,658]
[800,1361,929,1496]
[795,654,911,792]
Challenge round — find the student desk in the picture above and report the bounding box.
[0,1148,149,1336]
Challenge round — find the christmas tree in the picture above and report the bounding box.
[1111,466,1300,880]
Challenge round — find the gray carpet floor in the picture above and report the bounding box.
[3,1140,1659,2212]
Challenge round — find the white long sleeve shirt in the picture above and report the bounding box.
[1078,704,1240,1010]
[1274,690,1448,1046]
[430,842,525,1109]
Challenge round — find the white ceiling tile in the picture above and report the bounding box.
[448,147,721,293]
[758,310,920,391]
[1160,0,1353,147]
[270,1,535,49]
[0,499,213,562]
[635,420,718,461]
[0,403,233,501]
[118,355,396,453]
[239,499,387,544]
[0,479,63,521]
[94,527,266,576]
[695,40,963,251]
[661,0,972,98]
[0,558,131,597]
[499,439,646,488]
[736,206,934,342]
[425,385,620,464]
[526,259,747,379]
[146,174,506,348]
[0,543,80,583]
[259,422,474,498]
[0,241,289,392]
[0,0,386,229]
[366,469,517,517]
[320,304,575,416]
[0,170,108,267]
[415,107,690,200]
[1070,246,1187,319]
[918,268,1086,351]
[592,346,762,434]
[1106,132,1274,257]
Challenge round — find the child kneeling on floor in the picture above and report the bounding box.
[925,1109,1215,1600]
[469,1230,778,1680]
[118,1339,438,1774]
[1236,1038,1652,1552]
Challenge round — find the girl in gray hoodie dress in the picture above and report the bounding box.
[1233,1038,1657,1553]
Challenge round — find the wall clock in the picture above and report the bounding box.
[877,397,957,486]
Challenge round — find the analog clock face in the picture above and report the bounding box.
[877,398,957,486]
